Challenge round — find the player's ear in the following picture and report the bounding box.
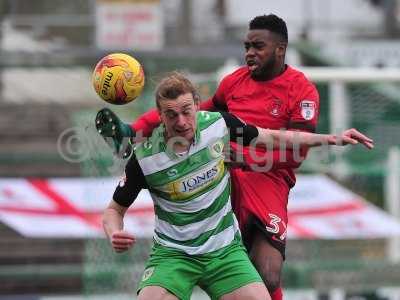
[275,42,286,57]
[193,93,201,111]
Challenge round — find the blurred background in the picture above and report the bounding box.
[0,0,400,299]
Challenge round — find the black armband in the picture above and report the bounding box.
[220,112,259,146]
[113,154,147,207]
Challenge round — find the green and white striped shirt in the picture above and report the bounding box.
[137,111,238,255]
[113,111,260,255]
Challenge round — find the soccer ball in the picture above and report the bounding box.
[92,53,145,105]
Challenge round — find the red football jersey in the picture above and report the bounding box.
[213,65,319,132]
[212,65,320,185]
[212,65,319,244]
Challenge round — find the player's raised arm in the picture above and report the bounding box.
[131,108,160,137]
[220,112,374,149]
[256,127,374,149]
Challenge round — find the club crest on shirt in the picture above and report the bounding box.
[141,267,155,282]
[269,99,282,117]
[209,140,224,158]
[300,100,316,120]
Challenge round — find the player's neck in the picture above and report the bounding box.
[267,64,286,80]
[253,64,287,82]
[276,63,287,77]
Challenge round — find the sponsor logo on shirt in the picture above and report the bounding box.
[143,140,152,150]
[167,168,178,177]
[157,159,225,201]
[200,111,211,120]
[180,165,219,193]
[300,100,316,120]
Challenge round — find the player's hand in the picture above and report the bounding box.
[110,230,136,253]
[95,108,135,159]
[329,129,374,149]
[223,145,247,169]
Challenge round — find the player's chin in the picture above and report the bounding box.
[248,66,262,79]
[250,70,263,80]
[177,129,193,137]
[182,132,194,141]
[114,248,128,253]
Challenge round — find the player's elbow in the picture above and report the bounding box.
[292,152,306,167]
[289,160,303,169]
[102,208,115,225]
[291,146,309,167]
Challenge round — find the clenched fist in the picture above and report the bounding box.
[110,230,136,253]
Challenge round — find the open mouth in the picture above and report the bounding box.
[246,60,258,71]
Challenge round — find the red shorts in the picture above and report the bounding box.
[230,168,290,259]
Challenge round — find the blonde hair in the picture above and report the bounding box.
[155,72,200,109]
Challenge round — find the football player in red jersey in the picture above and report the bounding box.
[206,15,319,300]
[97,15,319,300]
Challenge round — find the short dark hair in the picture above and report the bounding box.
[155,71,200,109]
[249,14,288,43]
